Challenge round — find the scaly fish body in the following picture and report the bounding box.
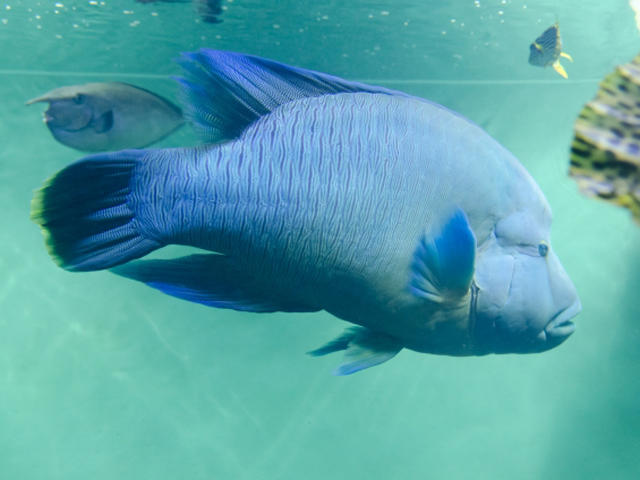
[128,93,528,354]
[32,51,581,374]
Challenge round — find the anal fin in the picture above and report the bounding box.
[111,253,318,313]
[308,327,402,375]
[553,60,569,78]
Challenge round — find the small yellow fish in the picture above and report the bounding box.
[569,53,640,222]
[528,22,573,78]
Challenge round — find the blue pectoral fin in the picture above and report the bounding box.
[111,254,319,313]
[409,208,476,303]
[308,327,402,375]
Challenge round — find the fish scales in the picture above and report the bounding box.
[129,93,496,318]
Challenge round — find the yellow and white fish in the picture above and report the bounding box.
[528,22,573,78]
[569,53,640,222]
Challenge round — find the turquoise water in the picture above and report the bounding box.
[2,1,640,479]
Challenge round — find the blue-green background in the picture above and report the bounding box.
[1,1,639,478]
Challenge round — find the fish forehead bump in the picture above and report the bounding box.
[26,83,130,105]
[26,85,91,105]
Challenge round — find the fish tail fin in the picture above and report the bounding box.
[31,150,162,272]
[560,52,573,62]
[553,60,568,79]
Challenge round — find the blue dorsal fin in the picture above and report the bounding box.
[111,253,319,313]
[174,49,420,145]
[409,208,476,303]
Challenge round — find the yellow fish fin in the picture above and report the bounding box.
[533,42,543,52]
[553,60,568,78]
[561,52,573,62]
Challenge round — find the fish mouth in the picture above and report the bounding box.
[42,112,90,131]
[544,299,581,340]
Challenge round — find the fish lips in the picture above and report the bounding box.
[27,95,90,130]
[40,108,74,130]
[43,111,56,124]
[44,103,93,131]
[41,109,79,130]
[26,96,60,126]
[539,298,581,344]
[510,299,581,353]
[473,290,581,355]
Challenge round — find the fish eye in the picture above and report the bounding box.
[73,94,85,105]
[538,241,549,257]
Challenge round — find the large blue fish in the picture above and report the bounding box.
[31,50,581,375]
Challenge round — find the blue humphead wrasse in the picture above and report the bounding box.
[26,82,184,152]
[528,21,573,79]
[31,50,581,375]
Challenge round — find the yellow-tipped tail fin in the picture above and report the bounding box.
[561,52,573,62]
[553,60,568,78]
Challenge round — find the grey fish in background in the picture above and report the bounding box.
[26,82,185,152]
[528,21,573,78]
[135,0,224,23]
